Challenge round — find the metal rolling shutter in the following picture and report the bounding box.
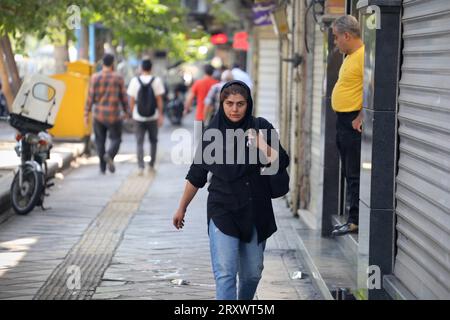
[309,24,325,221]
[256,39,280,129]
[395,0,450,299]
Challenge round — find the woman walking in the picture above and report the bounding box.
[172,80,289,300]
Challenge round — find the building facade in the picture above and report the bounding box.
[251,0,449,300]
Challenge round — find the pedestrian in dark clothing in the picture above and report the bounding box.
[84,54,131,174]
[172,80,290,300]
[127,59,165,175]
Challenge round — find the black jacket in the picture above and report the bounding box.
[186,117,289,243]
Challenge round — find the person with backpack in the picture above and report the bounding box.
[127,59,165,175]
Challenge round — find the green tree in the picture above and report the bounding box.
[0,0,72,108]
[78,0,210,61]
[0,0,230,108]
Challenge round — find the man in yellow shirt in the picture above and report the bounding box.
[330,15,364,237]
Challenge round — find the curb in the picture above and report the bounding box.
[290,224,335,300]
[0,143,85,216]
[0,170,14,215]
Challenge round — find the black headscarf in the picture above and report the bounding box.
[196,80,256,182]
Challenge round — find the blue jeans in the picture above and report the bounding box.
[209,220,266,300]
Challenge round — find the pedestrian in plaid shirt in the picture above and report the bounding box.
[84,54,131,174]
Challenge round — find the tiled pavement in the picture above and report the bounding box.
[0,160,136,299]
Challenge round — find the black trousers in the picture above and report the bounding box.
[93,119,122,172]
[135,120,158,168]
[336,111,361,225]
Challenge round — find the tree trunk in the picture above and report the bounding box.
[0,44,14,111]
[0,35,21,95]
[54,45,69,74]
[80,24,89,60]
[54,30,71,74]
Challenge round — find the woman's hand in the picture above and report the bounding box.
[248,129,278,164]
[173,207,186,230]
[247,129,268,150]
[172,181,199,230]
[158,114,164,128]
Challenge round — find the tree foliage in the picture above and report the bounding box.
[0,0,215,61]
[0,0,71,35]
[81,0,212,61]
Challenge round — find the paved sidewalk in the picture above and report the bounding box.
[0,156,138,299]
[92,124,321,300]
[0,115,322,300]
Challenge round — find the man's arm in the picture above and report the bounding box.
[203,85,216,120]
[84,77,96,126]
[119,77,131,118]
[156,95,164,127]
[183,90,194,116]
[184,81,198,116]
[352,110,363,133]
[203,104,213,121]
[130,97,135,113]
[127,77,137,116]
[352,55,364,133]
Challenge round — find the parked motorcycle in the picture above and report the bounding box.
[2,121,54,214]
[166,96,184,125]
[3,74,65,215]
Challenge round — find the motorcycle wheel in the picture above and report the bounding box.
[10,165,44,215]
[169,111,182,126]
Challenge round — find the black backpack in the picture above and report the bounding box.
[136,77,157,117]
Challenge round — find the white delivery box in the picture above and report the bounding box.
[10,74,66,132]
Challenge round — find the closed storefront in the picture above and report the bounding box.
[302,23,325,229]
[394,0,450,299]
[256,38,280,129]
